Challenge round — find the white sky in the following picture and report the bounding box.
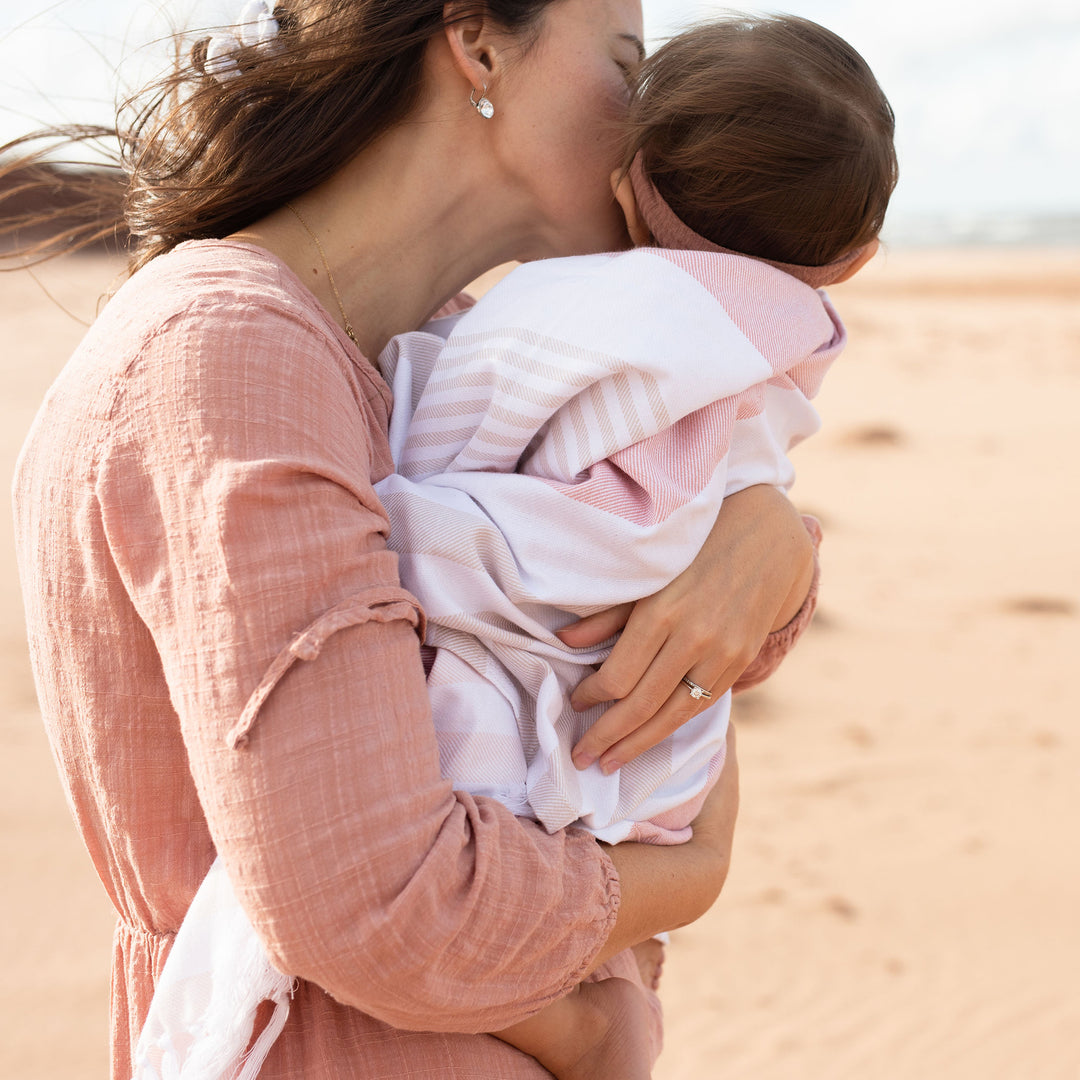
[2,0,1078,220]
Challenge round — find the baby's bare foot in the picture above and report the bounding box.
[494,976,653,1080]
[633,936,665,992]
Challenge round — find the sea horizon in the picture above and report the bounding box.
[882,211,1080,250]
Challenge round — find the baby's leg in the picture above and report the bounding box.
[493,977,653,1080]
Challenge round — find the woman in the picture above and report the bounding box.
[10,2,819,1076]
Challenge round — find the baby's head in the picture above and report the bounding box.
[614,15,898,283]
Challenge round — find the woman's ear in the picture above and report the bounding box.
[443,3,502,99]
[611,170,653,247]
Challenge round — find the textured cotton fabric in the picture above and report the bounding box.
[14,239,816,1079]
[13,241,626,1080]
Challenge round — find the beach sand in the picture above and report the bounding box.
[2,248,1078,1078]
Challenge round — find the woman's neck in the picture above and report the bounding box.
[231,108,534,362]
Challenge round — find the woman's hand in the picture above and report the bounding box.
[561,485,814,774]
[590,725,739,968]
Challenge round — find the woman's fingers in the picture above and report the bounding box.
[563,490,815,769]
[570,627,757,770]
[577,686,711,773]
[567,600,674,714]
[570,646,728,771]
[555,603,633,650]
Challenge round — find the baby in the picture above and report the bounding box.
[133,14,896,1080]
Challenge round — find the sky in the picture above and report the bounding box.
[2,0,1079,233]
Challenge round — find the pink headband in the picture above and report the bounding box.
[628,151,866,289]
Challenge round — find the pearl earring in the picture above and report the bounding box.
[470,83,495,119]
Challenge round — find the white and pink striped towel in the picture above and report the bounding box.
[132,246,845,1080]
[376,246,845,845]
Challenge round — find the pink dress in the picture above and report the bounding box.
[13,240,816,1078]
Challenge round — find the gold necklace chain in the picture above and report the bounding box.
[285,202,361,350]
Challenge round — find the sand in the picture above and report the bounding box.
[2,248,1078,1078]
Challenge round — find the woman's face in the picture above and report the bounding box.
[495,0,646,259]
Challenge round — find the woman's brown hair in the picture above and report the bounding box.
[0,1,557,273]
[625,15,898,266]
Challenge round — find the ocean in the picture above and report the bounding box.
[884,213,1080,249]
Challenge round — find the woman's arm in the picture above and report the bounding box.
[592,723,739,968]
[727,513,821,693]
[564,485,818,772]
[102,297,725,1034]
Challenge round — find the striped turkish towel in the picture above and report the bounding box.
[376,247,845,844]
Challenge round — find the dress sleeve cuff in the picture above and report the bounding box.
[558,832,622,991]
[732,514,821,694]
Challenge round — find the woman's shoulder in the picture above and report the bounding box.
[51,239,389,434]
[87,239,376,385]
[112,239,330,331]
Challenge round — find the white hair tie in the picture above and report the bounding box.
[205,0,280,83]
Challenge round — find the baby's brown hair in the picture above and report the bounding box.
[624,15,898,267]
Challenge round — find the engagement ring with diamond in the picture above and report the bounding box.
[680,675,713,701]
